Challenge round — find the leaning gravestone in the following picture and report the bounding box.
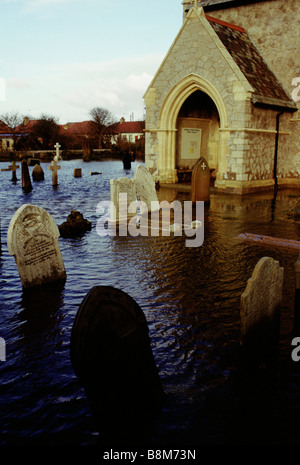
[240,256,284,371]
[21,160,32,192]
[134,164,159,214]
[70,285,165,444]
[191,156,210,203]
[7,204,66,288]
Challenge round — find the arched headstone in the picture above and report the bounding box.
[7,204,66,288]
[191,156,210,203]
[240,256,284,371]
[70,286,165,444]
[32,163,44,181]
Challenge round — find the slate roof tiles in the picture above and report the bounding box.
[206,15,296,111]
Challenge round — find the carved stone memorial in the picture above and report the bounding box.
[70,286,165,444]
[240,256,284,371]
[134,164,159,214]
[191,156,210,203]
[110,177,136,224]
[7,204,66,288]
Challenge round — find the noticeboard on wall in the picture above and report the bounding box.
[181,128,202,160]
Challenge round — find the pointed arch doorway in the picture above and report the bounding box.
[176,90,220,185]
[158,74,228,185]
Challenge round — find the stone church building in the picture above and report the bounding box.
[144,0,300,194]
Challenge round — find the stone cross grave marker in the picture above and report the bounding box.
[240,256,284,370]
[48,159,61,186]
[54,142,61,160]
[134,164,159,214]
[70,285,165,443]
[191,156,210,203]
[8,161,19,181]
[7,204,66,288]
[1,161,20,181]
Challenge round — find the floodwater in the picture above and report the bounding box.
[0,159,300,448]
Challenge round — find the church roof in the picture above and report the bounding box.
[199,0,275,10]
[206,15,297,111]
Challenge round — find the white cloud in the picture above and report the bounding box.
[1,52,163,122]
[7,77,31,88]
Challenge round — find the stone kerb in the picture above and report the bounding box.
[7,204,66,288]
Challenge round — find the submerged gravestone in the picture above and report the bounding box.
[74,168,82,178]
[9,161,19,182]
[240,256,284,371]
[58,210,91,238]
[110,177,136,224]
[70,285,165,444]
[22,160,32,192]
[7,204,66,288]
[191,156,210,203]
[32,163,44,181]
[122,151,132,170]
[134,164,159,214]
[48,159,61,186]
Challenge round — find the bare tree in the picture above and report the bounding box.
[89,107,116,149]
[31,114,60,149]
[0,112,25,149]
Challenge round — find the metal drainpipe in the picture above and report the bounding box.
[273,111,284,192]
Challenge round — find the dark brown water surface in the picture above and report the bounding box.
[0,160,299,447]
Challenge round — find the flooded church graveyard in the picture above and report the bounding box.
[0,156,299,451]
[1,0,300,455]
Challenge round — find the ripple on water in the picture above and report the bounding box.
[0,160,299,445]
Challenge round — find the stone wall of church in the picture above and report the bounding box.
[206,0,300,184]
[145,13,252,182]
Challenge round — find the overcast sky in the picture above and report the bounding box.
[0,0,183,124]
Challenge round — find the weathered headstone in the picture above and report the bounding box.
[70,286,165,444]
[134,164,159,214]
[110,177,136,224]
[74,168,82,178]
[21,160,32,192]
[32,163,44,182]
[191,156,210,203]
[48,160,61,186]
[7,204,66,288]
[240,256,284,371]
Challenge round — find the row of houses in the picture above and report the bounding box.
[0,117,145,152]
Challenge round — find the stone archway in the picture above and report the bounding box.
[176,90,220,185]
[158,74,229,184]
